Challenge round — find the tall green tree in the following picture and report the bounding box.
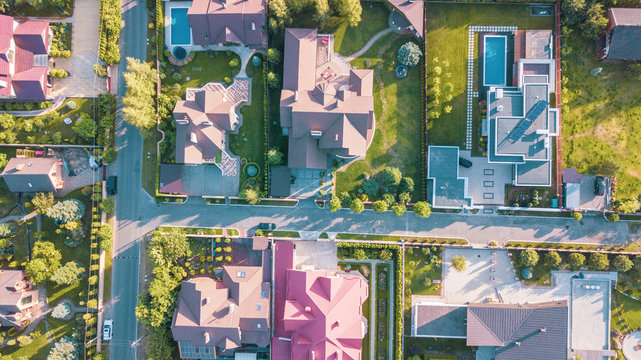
[26,241,62,284]
[569,253,586,270]
[147,229,189,269]
[50,261,85,285]
[580,3,608,39]
[122,58,158,130]
[544,251,562,267]
[413,201,431,218]
[333,0,362,27]
[269,0,290,31]
[612,255,633,273]
[589,252,609,270]
[520,249,539,268]
[45,199,85,223]
[72,114,96,142]
[31,192,55,214]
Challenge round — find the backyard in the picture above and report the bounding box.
[404,246,442,301]
[332,4,390,57]
[424,3,555,147]
[561,31,641,203]
[336,35,425,202]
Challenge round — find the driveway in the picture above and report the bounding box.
[50,0,107,97]
[180,164,238,196]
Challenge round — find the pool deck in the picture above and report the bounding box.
[165,1,193,47]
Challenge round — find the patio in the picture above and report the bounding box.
[623,331,641,360]
[458,149,512,206]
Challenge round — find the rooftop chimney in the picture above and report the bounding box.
[251,22,256,31]
[539,327,547,332]
[204,332,210,343]
[294,90,299,102]
[304,306,312,312]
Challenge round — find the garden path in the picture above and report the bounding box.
[2,96,66,117]
[345,27,393,61]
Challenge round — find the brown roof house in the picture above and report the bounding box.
[602,8,641,61]
[1,157,63,193]
[0,15,52,100]
[0,270,42,327]
[171,262,270,358]
[188,0,266,48]
[280,28,375,169]
[387,0,424,38]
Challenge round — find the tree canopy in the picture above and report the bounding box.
[122,57,158,130]
[612,254,633,273]
[589,252,609,270]
[26,241,62,284]
[350,198,364,213]
[72,113,96,142]
[329,196,341,212]
[50,261,85,285]
[413,201,431,218]
[31,192,55,214]
[568,252,586,270]
[148,229,189,269]
[398,42,422,67]
[520,249,539,268]
[452,256,467,272]
[373,200,388,212]
[380,167,402,188]
[45,199,85,223]
[544,251,562,267]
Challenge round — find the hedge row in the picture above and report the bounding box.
[156,0,165,62]
[263,60,270,194]
[98,0,122,64]
[337,242,404,360]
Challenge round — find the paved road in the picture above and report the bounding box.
[108,0,148,357]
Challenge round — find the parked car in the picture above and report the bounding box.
[107,176,118,195]
[459,157,473,168]
[103,319,113,341]
[258,223,276,230]
[594,176,606,196]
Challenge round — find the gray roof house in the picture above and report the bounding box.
[427,146,473,208]
[187,0,266,48]
[0,270,42,327]
[279,28,375,169]
[603,8,641,61]
[1,157,63,193]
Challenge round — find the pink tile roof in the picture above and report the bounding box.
[273,241,369,360]
[188,0,266,48]
[0,15,49,100]
[388,0,424,36]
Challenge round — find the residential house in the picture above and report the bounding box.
[280,28,375,169]
[602,8,641,61]
[272,241,369,360]
[1,157,63,193]
[387,0,424,38]
[171,248,270,359]
[0,15,52,101]
[187,0,266,49]
[0,270,42,327]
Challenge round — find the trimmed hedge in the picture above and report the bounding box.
[98,0,122,64]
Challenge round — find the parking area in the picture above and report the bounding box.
[293,241,337,271]
[289,168,328,199]
[181,164,239,196]
[578,174,609,210]
[458,150,512,206]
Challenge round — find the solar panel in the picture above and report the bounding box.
[507,100,549,143]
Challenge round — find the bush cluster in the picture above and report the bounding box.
[98,0,122,64]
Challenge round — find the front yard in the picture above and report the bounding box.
[424,3,555,147]
[562,31,641,203]
[336,35,425,202]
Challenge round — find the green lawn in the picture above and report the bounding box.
[142,128,162,197]
[229,56,266,191]
[405,247,442,298]
[164,51,240,90]
[562,32,641,202]
[404,336,470,358]
[612,292,641,354]
[375,263,390,360]
[0,178,18,217]
[335,233,467,245]
[333,4,390,57]
[336,35,425,202]
[424,3,555,147]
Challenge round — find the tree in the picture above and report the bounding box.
[413,201,431,218]
[362,178,379,195]
[589,252,609,270]
[398,192,411,205]
[0,153,7,170]
[562,0,587,26]
[391,204,406,216]
[147,327,178,360]
[267,148,284,165]
[0,113,15,130]
[51,303,71,319]
[0,222,15,237]
[47,336,78,360]
[31,192,55,214]
[240,187,262,205]
[617,199,640,214]
[98,224,113,252]
[520,249,539,267]
[612,254,633,273]
[379,167,402,187]
[267,72,281,89]
[333,0,362,27]
[572,212,583,221]
[452,256,467,272]
[544,251,562,268]
[350,198,364,214]
[122,57,158,130]
[329,196,341,212]
[267,48,282,65]
[72,114,96,141]
[313,0,330,28]
[45,199,85,223]
[569,253,586,270]
[382,193,396,206]
[373,200,388,212]
[50,261,85,285]
[147,229,189,268]
[268,0,290,31]
[380,249,393,261]
[27,0,46,10]
[399,177,414,194]
[26,241,62,284]
[397,42,422,67]
[102,147,117,163]
[100,198,115,213]
[580,3,608,39]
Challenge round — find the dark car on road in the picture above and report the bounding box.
[459,157,473,168]
[258,223,276,230]
[595,176,606,196]
[107,176,118,195]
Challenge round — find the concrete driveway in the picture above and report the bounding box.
[50,0,107,97]
[181,164,239,196]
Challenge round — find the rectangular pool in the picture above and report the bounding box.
[483,35,507,86]
[170,7,191,46]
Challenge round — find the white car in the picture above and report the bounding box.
[103,319,113,341]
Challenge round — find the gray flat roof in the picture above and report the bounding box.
[428,146,472,208]
[516,161,551,186]
[414,304,467,337]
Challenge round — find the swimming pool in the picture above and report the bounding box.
[483,35,507,86]
[170,7,191,46]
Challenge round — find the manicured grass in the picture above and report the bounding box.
[157,226,224,235]
[0,179,19,217]
[562,32,641,202]
[229,57,266,191]
[336,35,425,202]
[404,247,442,297]
[164,51,240,91]
[142,128,162,197]
[269,231,300,238]
[424,3,554,147]
[14,98,94,145]
[1,321,51,360]
[612,293,641,337]
[404,336,470,358]
[375,263,390,360]
[333,4,390,57]
[11,1,73,17]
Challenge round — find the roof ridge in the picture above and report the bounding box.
[467,307,504,345]
[504,307,534,343]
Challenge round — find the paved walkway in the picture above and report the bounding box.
[345,27,393,61]
[51,0,106,97]
[3,96,66,117]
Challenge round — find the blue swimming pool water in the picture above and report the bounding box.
[170,8,191,46]
[483,35,507,86]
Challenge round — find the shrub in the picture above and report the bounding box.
[373,200,388,212]
[266,48,281,65]
[88,275,98,285]
[267,72,281,88]
[66,100,77,110]
[397,42,422,67]
[379,167,402,187]
[49,69,69,78]
[350,198,364,214]
[100,198,115,213]
[413,202,431,218]
[329,196,341,212]
[48,336,79,360]
[93,64,108,77]
[51,303,71,319]
[51,261,85,285]
[391,204,406,216]
[452,256,467,272]
[267,148,284,165]
[606,213,620,222]
[0,222,15,237]
[520,249,539,267]
[362,178,379,195]
[46,199,85,223]
[572,212,583,221]
[229,58,239,67]
[50,49,71,58]
[224,77,232,84]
